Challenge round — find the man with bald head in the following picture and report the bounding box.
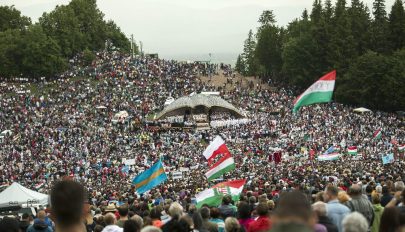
[27,210,53,232]
[347,184,374,228]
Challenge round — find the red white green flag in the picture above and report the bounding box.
[347,146,357,155]
[205,153,235,181]
[373,129,382,140]
[293,70,336,113]
[196,179,246,207]
[399,145,405,152]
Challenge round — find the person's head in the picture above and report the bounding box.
[199,207,210,220]
[130,215,144,228]
[225,217,241,232]
[256,203,269,217]
[191,211,204,230]
[337,191,350,203]
[315,191,324,202]
[104,213,117,225]
[379,207,402,232]
[348,184,362,197]
[312,202,327,217]
[323,185,339,202]
[150,206,162,220]
[365,185,373,195]
[37,210,47,221]
[248,196,256,204]
[210,207,221,219]
[237,201,251,219]
[342,212,368,232]
[94,225,104,232]
[50,180,85,229]
[272,191,315,227]
[0,217,20,232]
[123,219,141,232]
[382,186,390,194]
[168,202,183,219]
[140,226,162,232]
[395,181,404,192]
[267,200,275,210]
[222,195,232,205]
[371,192,381,204]
[118,205,129,218]
[21,213,30,221]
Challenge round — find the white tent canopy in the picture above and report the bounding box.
[353,107,372,113]
[0,183,48,207]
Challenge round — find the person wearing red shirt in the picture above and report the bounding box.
[247,203,272,232]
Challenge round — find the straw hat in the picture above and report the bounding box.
[104,204,116,212]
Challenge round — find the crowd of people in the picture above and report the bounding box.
[0,51,404,232]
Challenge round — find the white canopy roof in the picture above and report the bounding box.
[0,183,48,207]
[353,107,372,113]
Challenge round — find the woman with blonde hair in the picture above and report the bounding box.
[225,217,244,232]
[337,190,351,204]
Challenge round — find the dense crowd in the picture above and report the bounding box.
[0,51,404,232]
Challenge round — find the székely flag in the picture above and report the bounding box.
[132,160,168,194]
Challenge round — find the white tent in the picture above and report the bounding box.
[353,107,372,113]
[0,183,48,207]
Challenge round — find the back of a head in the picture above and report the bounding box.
[210,207,221,219]
[395,181,404,192]
[140,225,162,232]
[50,180,85,228]
[130,215,144,228]
[0,217,20,232]
[371,192,381,204]
[348,184,362,196]
[225,217,241,232]
[379,207,401,232]
[326,185,339,197]
[273,191,313,223]
[192,211,204,230]
[342,212,368,232]
[237,201,251,219]
[312,202,327,217]
[104,213,116,225]
[199,207,210,220]
[168,202,183,219]
[118,205,129,217]
[150,206,162,220]
[256,203,269,217]
[124,219,141,232]
[22,213,30,221]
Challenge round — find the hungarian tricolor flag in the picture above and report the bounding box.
[196,179,246,208]
[203,136,231,165]
[205,152,235,181]
[203,136,235,181]
[399,145,405,152]
[293,70,336,113]
[347,146,357,155]
[373,129,382,140]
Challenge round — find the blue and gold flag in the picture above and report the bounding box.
[132,160,167,194]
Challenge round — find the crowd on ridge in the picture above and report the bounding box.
[0,51,404,232]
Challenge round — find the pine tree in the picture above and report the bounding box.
[235,54,246,75]
[388,0,405,51]
[242,30,257,76]
[348,0,371,55]
[371,0,389,53]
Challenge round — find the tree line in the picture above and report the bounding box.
[235,0,405,112]
[0,0,133,79]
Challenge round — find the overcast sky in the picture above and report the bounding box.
[3,0,396,62]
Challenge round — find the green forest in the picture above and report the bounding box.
[236,0,405,111]
[0,0,132,79]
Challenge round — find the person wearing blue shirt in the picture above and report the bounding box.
[324,185,350,232]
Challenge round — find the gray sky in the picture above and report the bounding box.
[3,0,396,63]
